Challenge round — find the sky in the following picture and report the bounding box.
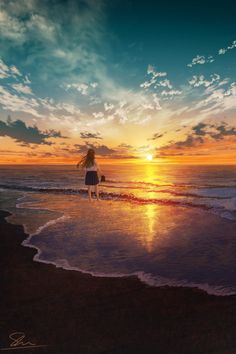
[0,0,236,164]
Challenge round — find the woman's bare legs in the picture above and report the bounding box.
[95,184,100,200]
[88,186,92,201]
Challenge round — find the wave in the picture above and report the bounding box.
[105,179,236,189]
[17,246,236,296]
[1,182,234,197]
[1,183,236,220]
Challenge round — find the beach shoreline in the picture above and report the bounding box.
[1,209,236,353]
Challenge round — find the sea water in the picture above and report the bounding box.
[0,163,236,295]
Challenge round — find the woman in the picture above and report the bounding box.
[77,148,101,201]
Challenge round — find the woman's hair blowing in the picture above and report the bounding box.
[78,148,95,168]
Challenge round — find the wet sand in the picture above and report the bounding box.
[1,209,236,354]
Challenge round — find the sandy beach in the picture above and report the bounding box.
[1,209,236,354]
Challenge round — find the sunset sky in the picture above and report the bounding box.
[0,0,235,164]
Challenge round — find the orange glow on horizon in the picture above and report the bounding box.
[0,135,235,165]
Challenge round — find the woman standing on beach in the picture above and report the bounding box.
[77,148,101,201]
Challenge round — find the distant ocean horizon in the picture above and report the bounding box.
[1,163,236,296]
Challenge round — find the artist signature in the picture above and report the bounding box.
[0,332,48,351]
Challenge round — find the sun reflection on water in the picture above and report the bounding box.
[143,204,158,252]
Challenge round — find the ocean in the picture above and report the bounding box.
[0,163,236,295]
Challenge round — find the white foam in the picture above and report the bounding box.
[190,187,236,198]
[17,244,236,297]
[2,188,236,297]
[2,191,70,239]
[26,214,70,237]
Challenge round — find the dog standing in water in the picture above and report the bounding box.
[77,148,102,201]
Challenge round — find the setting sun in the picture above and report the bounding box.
[146,154,153,161]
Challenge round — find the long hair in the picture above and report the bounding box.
[78,148,95,168]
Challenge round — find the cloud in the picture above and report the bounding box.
[0,2,172,128]
[56,102,81,115]
[62,142,137,159]
[165,134,204,149]
[192,122,208,136]
[108,154,137,159]
[0,85,42,117]
[155,79,172,89]
[187,55,214,67]
[23,75,31,84]
[92,112,104,119]
[0,0,107,90]
[65,83,89,95]
[12,83,33,95]
[0,59,10,79]
[74,142,116,156]
[104,102,114,111]
[161,90,182,96]
[118,143,133,149]
[140,65,182,103]
[80,131,102,139]
[90,82,98,88]
[147,65,167,78]
[189,74,220,88]
[140,65,167,89]
[140,78,156,89]
[181,80,236,121]
[152,94,162,109]
[187,39,236,69]
[210,122,236,140]
[218,48,227,55]
[157,122,236,156]
[135,145,150,154]
[0,1,234,156]
[149,132,165,140]
[65,82,98,95]
[218,40,236,55]
[0,8,26,42]
[0,117,64,145]
[10,65,21,76]
[0,69,83,120]
[0,58,22,79]
[193,82,236,114]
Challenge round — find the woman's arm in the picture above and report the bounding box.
[96,160,102,175]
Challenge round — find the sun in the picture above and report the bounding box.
[146,154,153,161]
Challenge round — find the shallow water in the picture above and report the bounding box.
[0,164,236,295]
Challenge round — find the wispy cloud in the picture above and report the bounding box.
[104,102,114,111]
[74,142,116,156]
[148,132,166,140]
[140,65,167,89]
[80,131,102,139]
[218,40,236,55]
[187,55,214,67]
[189,74,220,88]
[147,65,167,77]
[65,82,98,95]
[187,39,236,67]
[161,90,182,97]
[189,82,236,114]
[12,83,33,95]
[0,85,42,117]
[0,58,22,79]
[155,79,172,89]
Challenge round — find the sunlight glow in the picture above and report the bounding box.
[146,154,153,161]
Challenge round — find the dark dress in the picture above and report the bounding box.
[85,171,99,185]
